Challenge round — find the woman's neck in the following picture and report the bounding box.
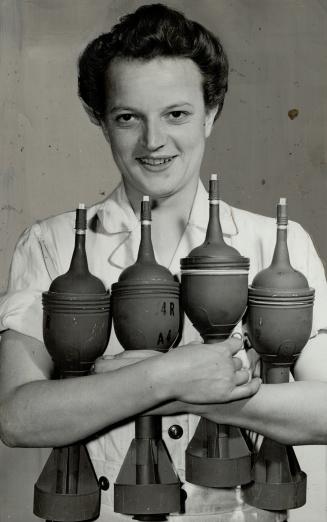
[125,176,199,224]
[125,177,199,267]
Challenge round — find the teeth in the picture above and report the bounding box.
[139,157,173,166]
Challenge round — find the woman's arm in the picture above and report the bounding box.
[0,330,260,448]
[193,334,327,445]
[200,381,327,445]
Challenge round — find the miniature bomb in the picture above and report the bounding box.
[181,175,252,488]
[243,198,315,511]
[34,205,111,522]
[112,196,181,521]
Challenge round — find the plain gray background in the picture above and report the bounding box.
[0,1,326,521]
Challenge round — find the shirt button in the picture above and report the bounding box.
[168,424,183,439]
[99,476,110,490]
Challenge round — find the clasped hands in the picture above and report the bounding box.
[93,337,261,409]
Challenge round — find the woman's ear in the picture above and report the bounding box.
[101,120,110,144]
[81,101,102,127]
[204,106,219,138]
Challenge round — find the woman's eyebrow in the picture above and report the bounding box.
[164,102,194,110]
[109,102,194,114]
[109,106,137,113]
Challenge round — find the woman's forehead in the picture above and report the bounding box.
[105,57,204,111]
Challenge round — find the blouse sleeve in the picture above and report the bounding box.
[0,223,54,342]
[289,222,327,337]
[306,233,327,337]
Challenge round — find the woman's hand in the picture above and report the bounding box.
[154,337,261,404]
[94,338,261,406]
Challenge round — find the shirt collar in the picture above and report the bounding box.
[96,183,139,234]
[96,180,238,237]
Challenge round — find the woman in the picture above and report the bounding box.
[1,4,327,522]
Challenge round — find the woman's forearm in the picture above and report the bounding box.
[0,360,170,448]
[201,381,327,445]
[0,331,259,448]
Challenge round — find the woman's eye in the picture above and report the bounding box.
[116,113,137,125]
[168,111,189,122]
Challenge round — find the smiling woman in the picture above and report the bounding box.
[103,58,216,204]
[77,3,229,264]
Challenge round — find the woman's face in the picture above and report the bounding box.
[103,57,217,199]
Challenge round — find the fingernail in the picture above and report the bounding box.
[231,332,243,339]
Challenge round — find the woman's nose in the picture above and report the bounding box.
[142,119,166,151]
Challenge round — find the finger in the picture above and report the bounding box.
[226,337,244,356]
[234,368,251,386]
[246,348,261,374]
[231,332,243,341]
[232,357,243,371]
[229,377,262,401]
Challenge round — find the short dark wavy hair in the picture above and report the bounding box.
[78,3,229,124]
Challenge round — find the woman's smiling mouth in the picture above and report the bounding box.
[136,156,177,170]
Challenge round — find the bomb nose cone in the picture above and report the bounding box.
[180,175,249,343]
[49,272,107,294]
[118,195,175,284]
[182,175,248,266]
[112,195,180,354]
[118,262,175,283]
[49,206,106,294]
[252,198,310,291]
[188,238,242,262]
[252,266,310,290]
